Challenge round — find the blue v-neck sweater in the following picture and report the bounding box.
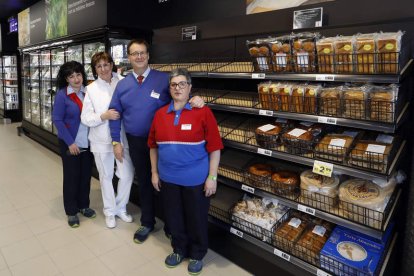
[109,70,170,141]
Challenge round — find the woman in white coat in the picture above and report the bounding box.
[81,52,135,228]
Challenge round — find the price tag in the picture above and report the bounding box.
[318,116,337,125]
[230,227,243,238]
[274,248,291,261]
[317,269,332,276]
[316,74,335,81]
[259,110,274,116]
[252,73,266,79]
[313,160,333,177]
[298,204,316,215]
[257,148,272,156]
[241,184,255,194]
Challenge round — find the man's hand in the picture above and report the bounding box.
[151,172,161,192]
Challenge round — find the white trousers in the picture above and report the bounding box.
[93,150,134,217]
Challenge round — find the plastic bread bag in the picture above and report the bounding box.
[369,84,399,123]
[278,82,293,112]
[271,34,294,72]
[257,81,272,110]
[355,32,378,73]
[291,32,319,72]
[334,35,356,73]
[376,30,404,73]
[316,36,337,73]
[303,83,322,114]
[247,38,272,72]
[341,83,369,119]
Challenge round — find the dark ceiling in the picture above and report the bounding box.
[0,0,39,22]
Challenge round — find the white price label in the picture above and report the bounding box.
[257,148,272,156]
[318,116,337,125]
[258,124,276,132]
[241,185,255,194]
[313,160,334,177]
[298,204,316,215]
[259,110,274,116]
[366,144,386,154]
[230,227,243,238]
[252,73,266,79]
[317,269,332,276]
[316,74,335,81]
[274,248,291,261]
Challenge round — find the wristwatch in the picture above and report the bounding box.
[208,175,217,181]
[112,141,119,146]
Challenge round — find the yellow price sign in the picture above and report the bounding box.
[312,160,333,177]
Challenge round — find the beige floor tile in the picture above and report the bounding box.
[0,223,33,248]
[48,241,95,271]
[17,202,51,221]
[26,214,63,235]
[33,185,62,202]
[45,197,66,220]
[61,258,114,276]
[0,268,12,276]
[80,229,124,256]
[128,232,172,260]
[36,226,79,252]
[111,220,140,244]
[7,190,43,209]
[71,217,106,239]
[1,236,46,266]
[9,254,59,276]
[122,262,165,276]
[98,244,150,276]
[0,210,23,229]
[0,254,6,271]
[204,249,219,264]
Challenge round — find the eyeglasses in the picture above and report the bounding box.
[128,51,148,57]
[170,81,190,89]
[95,63,111,70]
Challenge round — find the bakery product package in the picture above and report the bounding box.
[244,162,273,192]
[376,31,404,74]
[316,37,336,73]
[255,122,285,149]
[314,133,356,163]
[342,84,371,120]
[279,83,293,112]
[269,82,282,111]
[300,170,340,211]
[271,170,300,199]
[369,84,398,123]
[334,35,356,73]
[270,35,294,73]
[247,38,272,72]
[349,140,393,172]
[290,83,305,113]
[258,82,272,110]
[291,32,319,73]
[319,86,343,117]
[304,84,322,114]
[320,225,391,276]
[356,33,378,74]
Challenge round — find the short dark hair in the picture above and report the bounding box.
[56,61,87,89]
[169,68,192,84]
[127,39,150,55]
[91,52,116,79]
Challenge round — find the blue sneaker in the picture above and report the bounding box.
[165,253,184,268]
[133,226,153,244]
[188,259,203,275]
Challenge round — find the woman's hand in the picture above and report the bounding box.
[113,143,123,162]
[189,96,205,108]
[151,172,161,192]
[68,143,80,155]
[101,109,120,121]
[204,178,217,197]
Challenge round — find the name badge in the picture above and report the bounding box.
[181,124,192,130]
[150,90,160,99]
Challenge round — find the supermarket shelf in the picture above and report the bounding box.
[223,139,405,181]
[3,78,18,81]
[218,176,399,239]
[209,103,408,133]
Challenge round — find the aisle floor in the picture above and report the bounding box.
[0,123,251,276]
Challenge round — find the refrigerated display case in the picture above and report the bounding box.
[0,54,21,122]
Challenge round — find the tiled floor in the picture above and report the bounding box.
[0,123,251,276]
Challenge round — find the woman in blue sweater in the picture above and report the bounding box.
[52,61,96,228]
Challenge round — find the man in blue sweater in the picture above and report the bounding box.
[109,39,203,243]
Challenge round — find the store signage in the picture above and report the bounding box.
[316,74,335,81]
[274,248,291,261]
[257,148,272,156]
[182,26,197,41]
[313,160,334,177]
[241,185,255,194]
[293,7,323,30]
[318,116,337,125]
[252,73,266,79]
[230,227,243,238]
[259,110,273,116]
[298,204,316,215]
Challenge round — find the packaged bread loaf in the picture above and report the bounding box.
[342,85,369,119]
[292,32,318,73]
[269,82,282,111]
[319,86,342,117]
[315,133,355,162]
[258,82,272,110]
[356,33,377,74]
[282,127,316,155]
[279,83,293,112]
[271,170,299,197]
[349,140,393,172]
[334,35,355,73]
[291,84,305,113]
[270,35,293,72]
[247,39,272,72]
[377,31,404,74]
[369,84,398,123]
[255,123,284,149]
[316,37,335,73]
[304,84,321,114]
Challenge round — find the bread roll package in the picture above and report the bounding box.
[377,31,404,73]
[369,84,398,123]
[257,82,272,110]
[334,35,356,73]
[316,37,336,73]
[342,84,370,120]
[292,32,319,73]
[356,33,377,74]
[319,86,343,117]
[270,35,294,72]
[247,39,272,72]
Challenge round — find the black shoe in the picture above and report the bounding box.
[68,215,80,228]
[133,226,154,244]
[79,208,96,218]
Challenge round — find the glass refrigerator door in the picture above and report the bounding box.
[51,48,65,135]
[110,38,131,76]
[0,57,4,113]
[40,50,52,132]
[30,52,41,126]
[66,44,83,63]
[83,42,105,82]
[22,53,31,121]
[3,56,19,110]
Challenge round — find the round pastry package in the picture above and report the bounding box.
[300,170,340,197]
[255,122,284,149]
[291,32,319,73]
[269,35,293,72]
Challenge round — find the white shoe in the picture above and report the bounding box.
[117,212,133,223]
[105,215,116,228]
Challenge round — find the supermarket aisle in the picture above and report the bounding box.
[0,123,250,276]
